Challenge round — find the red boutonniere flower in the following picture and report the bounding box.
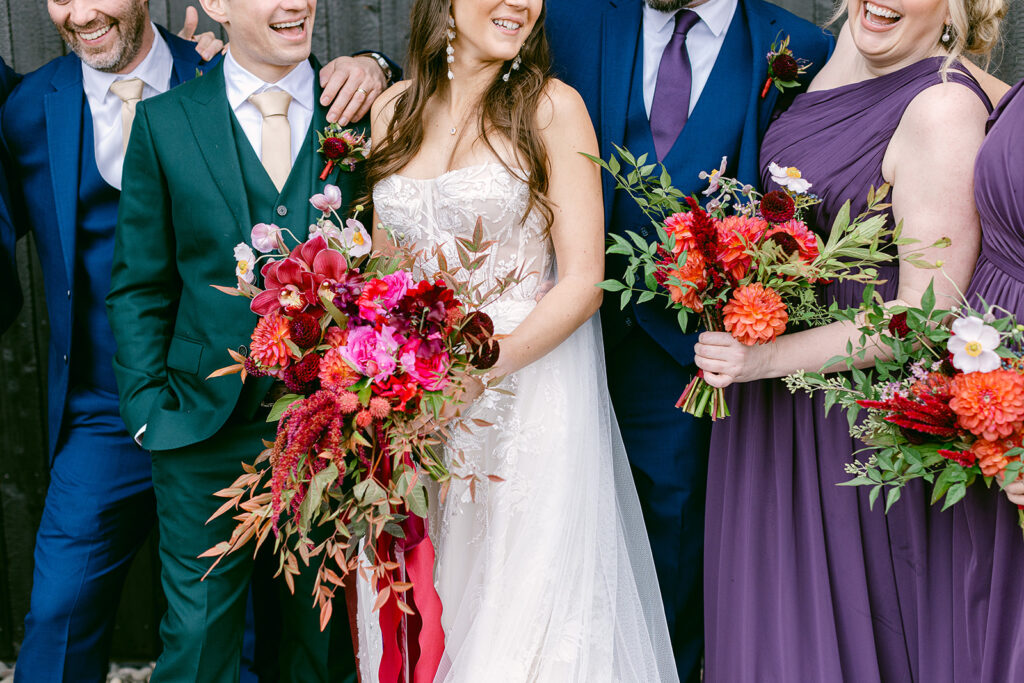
[317,124,370,180]
[762,34,811,99]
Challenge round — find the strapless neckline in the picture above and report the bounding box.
[393,161,527,184]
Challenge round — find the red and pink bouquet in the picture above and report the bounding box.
[588,149,897,419]
[787,288,1024,530]
[203,185,502,679]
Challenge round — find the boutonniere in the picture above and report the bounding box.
[317,124,370,180]
[761,34,811,99]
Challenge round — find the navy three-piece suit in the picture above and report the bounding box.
[0,29,211,682]
[546,1,833,679]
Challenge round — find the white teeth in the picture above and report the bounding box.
[492,19,521,30]
[865,2,901,19]
[271,19,304,29]
[81,25,112,41]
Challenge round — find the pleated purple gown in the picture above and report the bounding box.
[704,57,990,682]
[951,77,1024,682]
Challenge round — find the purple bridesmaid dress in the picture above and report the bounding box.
[704,57,990,682]
[952,77,1024,682]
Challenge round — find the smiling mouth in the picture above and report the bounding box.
[270,18,306,37]
[492,18,523,32]
[863,1,902,26]
[79,24,113,41]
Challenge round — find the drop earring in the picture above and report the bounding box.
[446,14,456,80]
[502,54,522,83]
[941,24,951,44]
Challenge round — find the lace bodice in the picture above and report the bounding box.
[373,162,553,332]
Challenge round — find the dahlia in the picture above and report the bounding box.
[949,369,1024,441]
[971,438,1014,477]
[771,53,800,82]
[760,190,795,224]
[888,312,911,339]
[716,216,767,281]
[319,347,360,392]
[665,250,707,313]
[288,312,322,348]
[766,220,818,262]
[722,283,788,345]
[664,212,698,255]
[250,312,296,369]
[322,136,350,160]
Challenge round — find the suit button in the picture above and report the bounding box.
[276,205,288,217]
[63,354,69,364]
[66,289,71,299]
[640,227,649,238]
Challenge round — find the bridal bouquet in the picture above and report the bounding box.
[202,185,504,674]
[786,289,1024,529]
[588,149,899,419]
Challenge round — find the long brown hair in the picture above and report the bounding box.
[366,0,555,230]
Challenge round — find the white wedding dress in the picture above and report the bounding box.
[357,162,679,683]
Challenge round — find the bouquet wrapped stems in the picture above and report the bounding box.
[676,310,730,420]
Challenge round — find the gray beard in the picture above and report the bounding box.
[646,0,698,11]
[58,2,148,73]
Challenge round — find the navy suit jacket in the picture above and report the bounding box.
[0,58,21,332]
[546,0,833,366]
[0,27,215,460]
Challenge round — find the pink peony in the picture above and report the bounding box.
[400,338,451,391]
[338,325,399,382]
[357,271,413,323]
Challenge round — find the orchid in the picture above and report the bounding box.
[251,223,282,253]
[310,184,343,213]
[949,316,1002,373]
[768,162,812,194]
[234,243,256,284]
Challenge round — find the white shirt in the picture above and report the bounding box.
[81,24,173,189]
[642,0,738,117]
[223,49,315,167]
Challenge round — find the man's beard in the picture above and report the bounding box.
[646,0,698,11]
[58,2,148,72]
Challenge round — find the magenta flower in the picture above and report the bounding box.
[401,338,451,391]
[338,325,400,382]
[251,235,351,315]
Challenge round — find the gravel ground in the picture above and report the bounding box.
[0,662,155,682]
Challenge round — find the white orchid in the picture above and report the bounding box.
[948,315,1002,373]
[768,162,812,194]
[340,218,372,258]
[233,243,256,284]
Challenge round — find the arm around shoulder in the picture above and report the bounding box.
[106,102,181,437]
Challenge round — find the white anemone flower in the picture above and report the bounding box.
[340,218,372,258]
[948,315,1002,373]
[233,243,256,284]
[768,162,812,194]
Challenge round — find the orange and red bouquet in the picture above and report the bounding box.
[589,148,895,419]
[787,290,1024,531]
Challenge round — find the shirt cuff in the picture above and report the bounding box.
[134,424,146,447]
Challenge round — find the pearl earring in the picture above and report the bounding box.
[502,54,522,83]
[941,25,951,44]
[446,15,456,80]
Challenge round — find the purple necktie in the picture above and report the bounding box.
[650,9,701,162]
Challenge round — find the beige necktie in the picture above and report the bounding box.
[248,90,293,192]
[109,77,144,153]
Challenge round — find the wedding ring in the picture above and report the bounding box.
[356,87,368,95]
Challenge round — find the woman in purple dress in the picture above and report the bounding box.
[951,79,1024,681]
[695,0,1006,679]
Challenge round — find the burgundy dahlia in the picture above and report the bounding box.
[771,54,800,82]
[887,312,911,339]
[283,354,321,394]
[288,313,322,348]
[766,231,801,258]
[244,355,270,378]
[760,190,796,223]
[463,311,500,370]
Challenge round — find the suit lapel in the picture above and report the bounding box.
[44,56,84,286]
[181,61,252,237]
[744,0,782,137]
[600,0,642,224]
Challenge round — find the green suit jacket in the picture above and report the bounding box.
[108,58,368,452]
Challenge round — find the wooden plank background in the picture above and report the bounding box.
[0,0,1021,661]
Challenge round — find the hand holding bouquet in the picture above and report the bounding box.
[787,287,1024,531]
[588,149,899,419]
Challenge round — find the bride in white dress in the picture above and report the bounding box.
[356,1,678,681]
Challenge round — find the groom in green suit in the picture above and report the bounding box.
[106,0,366,679]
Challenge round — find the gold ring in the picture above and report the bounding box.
[356,87,368,95]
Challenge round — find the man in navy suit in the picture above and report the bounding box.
[545,1,832,679]
[0,2,391,680]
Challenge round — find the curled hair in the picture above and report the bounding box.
[365,0,555,230]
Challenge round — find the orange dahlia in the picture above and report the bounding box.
[766,219,819,262]
[971,437,1017,477]
[664,212,699,255]
[250,312,295,369]
[716,215,767,281]
[318,347,359,392]
[665,250,707,313]
[949,369,1024,441]
[723,283,788,345]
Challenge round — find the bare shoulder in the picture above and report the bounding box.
[370,79,412,133]
[901,78,989,138]
[961,61,1011,107]
[536,78,594,141]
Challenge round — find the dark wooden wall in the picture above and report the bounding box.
[0,0,1022,662]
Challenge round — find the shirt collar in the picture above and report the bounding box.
[223,48,315,113]
[644,0,737,39]
[81,23,173,103]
